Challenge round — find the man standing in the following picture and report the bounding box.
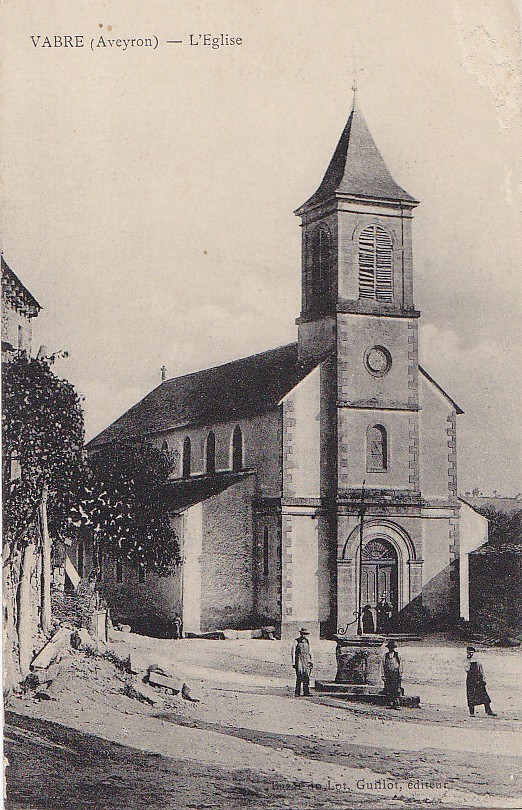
[382,639,403,709]
[291,628,313,697]
[172,613,183,640]
[362,604,375,634]
[377,593,393,634]
[465,646,497,717]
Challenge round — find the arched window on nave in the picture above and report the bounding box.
[182,436,191,477]
[232,425,243,472]
[205,431,216,474]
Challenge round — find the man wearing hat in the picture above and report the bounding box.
[381,639,403,709]
[465,646,496,717]
[291,628,313,697]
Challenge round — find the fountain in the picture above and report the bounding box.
[315,635,421,707]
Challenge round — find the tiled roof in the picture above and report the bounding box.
[162,470,255,512]
[460,495,522,516]
[470,541,522,556]
[1,256,41,316]
[297,101,417,212]
[88,343,322,447]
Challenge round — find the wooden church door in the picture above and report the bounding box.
[361,539,398,624]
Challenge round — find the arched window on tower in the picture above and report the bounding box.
[310,226,332,314]
[366,424,388,472]
[358,225,393,302]
[205,431,216,474]
[182,436,191,477]
[232,425,243,472]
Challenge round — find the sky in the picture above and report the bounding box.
[1,0,521,495]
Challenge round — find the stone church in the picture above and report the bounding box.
[88,100,485,638]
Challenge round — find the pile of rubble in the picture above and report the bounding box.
[18,623,200,708]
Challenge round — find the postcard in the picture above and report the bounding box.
[1,2,520,808]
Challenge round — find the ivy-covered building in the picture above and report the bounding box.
[1,255,41,361]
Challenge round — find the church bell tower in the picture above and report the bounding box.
[295,97,425,632]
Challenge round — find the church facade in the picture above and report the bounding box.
[88,100,483,638]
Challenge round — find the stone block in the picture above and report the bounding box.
[31,626,72,670]
[147,668,183,693]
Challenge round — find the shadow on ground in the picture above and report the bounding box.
[5,711,398,810]
[158,709,521,799]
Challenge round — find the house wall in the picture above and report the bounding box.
[459,501,489,621]
[1,299,34,356]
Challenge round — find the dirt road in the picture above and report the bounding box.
[4,635,521,808]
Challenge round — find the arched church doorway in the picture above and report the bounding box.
[361,538,398,632]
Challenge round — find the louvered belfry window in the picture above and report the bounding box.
[358,225,393,302]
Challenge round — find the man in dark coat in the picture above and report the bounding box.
[362,604,375,634]
[465,646,496,716]
[291,628,313,696]
[377,594,393,634]
[381,639,403,709]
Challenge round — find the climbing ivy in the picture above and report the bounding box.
[77,440,180,576]
[2,354,86,552]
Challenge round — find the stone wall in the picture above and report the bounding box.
[253,510,281,625]
[87,515,183,637]
[200,476,256,631]
[336,313,419,493]
[419,375,457,500]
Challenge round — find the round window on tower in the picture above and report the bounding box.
[364,345,392,377]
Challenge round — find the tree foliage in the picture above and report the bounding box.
[475,506,522,548]
[76,440,180,575]
[2,354,85,550]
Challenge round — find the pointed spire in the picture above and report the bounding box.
[296,100,417,213]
